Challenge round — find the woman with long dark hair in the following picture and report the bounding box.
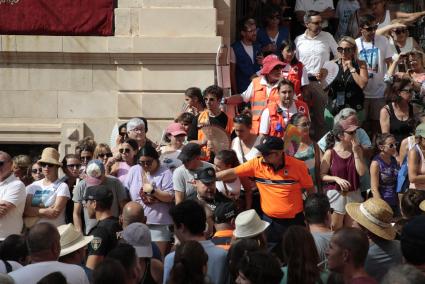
[168,241,209,284]
[281,226,328,284]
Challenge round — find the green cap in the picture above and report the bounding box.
[416,123,425,138]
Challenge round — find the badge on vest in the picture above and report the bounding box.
[91,237,102,251]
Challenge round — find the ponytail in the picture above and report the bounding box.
[325,131,337,150]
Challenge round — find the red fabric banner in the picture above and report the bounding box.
[0,0,114,36]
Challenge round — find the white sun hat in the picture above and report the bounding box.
[233,209,270,238]
[58,224,93,257]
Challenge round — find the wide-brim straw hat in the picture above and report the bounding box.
[346,198,396,240]
[234,209,270,238]
[37,147,62,166]
[419,200,425,212]
[58,224,93,257]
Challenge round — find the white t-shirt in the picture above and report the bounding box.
[231,137,261,164]
[26,179,70,227]
[0,260,21,273]
[335,0,360,39]
[9,261,89,284]
[355,35,393,98]
[389,37,414,60]
[172,161,213,198]
[0,174,26,240]
[241,76,280,103]
[230,42,255,64]
[295,0,335,28]
[295,31,338,74]
[259,103,298,135]
[215,178,241,199]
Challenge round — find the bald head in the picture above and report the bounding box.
[122,201,146,228]
[28,223,60,258]
[0,151,11,162]
[0,151,13,181]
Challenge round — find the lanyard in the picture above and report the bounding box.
[360,37,375,70]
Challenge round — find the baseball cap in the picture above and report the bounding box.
[416,123,425,138]
[260,54,285,75]
[83,184,113,201]
[177,143,201,163]
[214,202,237,224]
[166,122,186,137]
[122,223,153,258]
[194,167,216,184]
[85,160,105,187]
[255,136,284,155]
[339,115,359,132]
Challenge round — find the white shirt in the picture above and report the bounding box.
[231,137,261,164]
[230,42,255,64]
[335,0,360,39]
[241,76,280,103]
[0,174,26,240]
[0,260,21,273]
[389,37,414,61]
[355,35,393,98]
[295,31,338,74]
[295,0,335,28]
[26,179,70,227]
[215,178,241,199]
[9,261,89,284]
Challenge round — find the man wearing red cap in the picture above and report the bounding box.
[226,54,286,136]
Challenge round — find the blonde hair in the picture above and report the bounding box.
[338,36,360,61]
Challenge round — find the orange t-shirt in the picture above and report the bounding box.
[235,155,313,218]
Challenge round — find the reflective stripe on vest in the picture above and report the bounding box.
[255,177,298,185]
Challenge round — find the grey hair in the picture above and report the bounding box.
[381,264,425,284]
[334,108,357,125]
[126,118,145,132]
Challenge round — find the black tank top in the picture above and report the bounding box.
[140,259,156,284]
[386,102,415,144]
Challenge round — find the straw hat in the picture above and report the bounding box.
[233,209,270,238]
[346,198,396,240]
[419,200,425,212]
[37,147,62,166]
[58,224,93,257]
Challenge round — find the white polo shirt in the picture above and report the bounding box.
[295,31,338,75]
[295,0,335,28]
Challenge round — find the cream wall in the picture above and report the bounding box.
[0,0,230,154]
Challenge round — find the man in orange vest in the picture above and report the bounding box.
[226,55,285,135]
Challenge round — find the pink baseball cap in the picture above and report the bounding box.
[260,54,285,75]
[340,115,359,132]
[166,122,186,137]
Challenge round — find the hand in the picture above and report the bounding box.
[40,208,60,219]
[316,68,328,81]
[343,60,353,69]
[256,55,264,65]
[351,137,361,153]
[142,183,154,194]
[0,204,8,216]
[105,156,118,168]
[335,177,351,192]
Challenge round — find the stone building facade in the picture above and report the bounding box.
[0,0,234,156]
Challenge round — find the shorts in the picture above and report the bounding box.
[326,189,363,214]
[148,224,172,242]
[363,98,386,121]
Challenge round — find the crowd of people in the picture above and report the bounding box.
[1,0,425,283]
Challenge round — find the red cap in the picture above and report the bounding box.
[340,115,359,132]
[166,122,186,136]
[260,55,285,75]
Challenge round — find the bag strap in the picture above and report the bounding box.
[313,143,322,192]
[3,260,12,273]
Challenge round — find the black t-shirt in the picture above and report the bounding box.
[88,216,122,257]
[187,111,228,141]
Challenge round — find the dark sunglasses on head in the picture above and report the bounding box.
[67,164,81,169]
[39,162,55,168]
[139,160,154,166]
[393,29,407,35]
[119,148,131,154]
[337,47,352,53]
[98,153,113,159]
[31,168,42,174]
[362,25,378,32]
[297,121,311,128]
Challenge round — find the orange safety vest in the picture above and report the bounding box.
[251,77,280,135]
[267,102,285,138]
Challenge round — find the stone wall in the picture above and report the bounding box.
[0,0,228,154]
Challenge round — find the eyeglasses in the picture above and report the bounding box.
[119,148,131,154]
[310,21,322,25]
[401,88,414,94]
[97,153,112,159]
[204,97,217,102]
[297,121,311,128]
[362,25,378,32]
[345,130,357,135]
[139,159,154,166]
[393,29,407,35]
[337,47,352,53]
[130,128,145,133]
[67,164,81,169]
[39,163,55,168]
[80,156,92,162]
[31,168,42,174]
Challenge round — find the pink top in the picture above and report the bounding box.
[117,162,131,184]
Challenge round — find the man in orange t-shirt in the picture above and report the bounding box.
[216,136,314,243]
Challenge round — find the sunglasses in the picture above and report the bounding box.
[393,29,407,35]
[98,153,113,159]
[385,143,397,149]
[362,25,378,32]
[119,148,131,154]
[139,160,154,166]
[31,168,43,174]
[297,122,311,128]
[39,162,55,168]
[67,164,81,169]
[337,47,352,53]
[345,130,357,135]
